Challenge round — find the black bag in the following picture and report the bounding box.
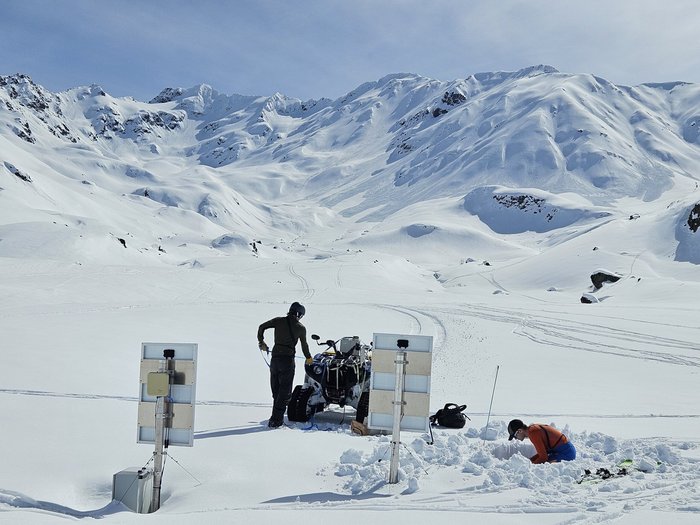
[430,403,469,428]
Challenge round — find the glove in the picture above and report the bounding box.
[258,342,269,352]
[305,357,313,365]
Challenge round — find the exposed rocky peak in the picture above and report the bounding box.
[180,84,219,111]
[149,87,185,104]
[149,84,220,106]
[261,92,303,116]
[388,83,470,159]
[441,90,467,106]
[430,88,469,117]
[84,102,125,138]
[123,110,185,138]
[0,74,57,113]
[75,84,108,99]
[298,97,333,113]
[83,101,185,140]
[160,84,230,116]
[0,74,81,143]
[151,84,268,124]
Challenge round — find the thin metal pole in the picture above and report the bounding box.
[483,365,500,441]
[389,350,407,484]
[151,352,174,512]
[152,396,165,512]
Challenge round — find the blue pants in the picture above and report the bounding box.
[548,441,576,462]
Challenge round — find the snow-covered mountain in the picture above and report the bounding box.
[2,66,700,272]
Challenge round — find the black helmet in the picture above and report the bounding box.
[288,302,305,319]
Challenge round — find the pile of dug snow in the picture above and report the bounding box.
[335,424,696,511]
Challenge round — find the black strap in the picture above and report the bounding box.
[537,425,564,453]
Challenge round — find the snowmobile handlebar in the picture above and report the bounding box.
[311,334,339,351]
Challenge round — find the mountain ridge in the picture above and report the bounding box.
[1,68,699,270]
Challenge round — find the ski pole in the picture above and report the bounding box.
[483,365,499,441]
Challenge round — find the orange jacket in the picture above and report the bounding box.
[528,424,568,464]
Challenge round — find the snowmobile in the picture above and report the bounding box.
[287,334,372,423]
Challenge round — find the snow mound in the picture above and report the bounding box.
[405,223,437,238]
[463,186,612,234]
[211,232,250,251]
[351,221,532,264]
[335,425,697,514]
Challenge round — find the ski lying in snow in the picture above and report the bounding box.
[577,459,633,484]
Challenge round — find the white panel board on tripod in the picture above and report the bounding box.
[137,342,198,447]
[368,333,433,433]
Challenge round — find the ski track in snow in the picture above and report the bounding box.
[2,388,696,420]
[376,304,448,348]
[287,263,315,299]
[514,317,700,367]
[430,304,700,368]
[180,502,581,515]
[0,388,271,407]
[335,264,343,289]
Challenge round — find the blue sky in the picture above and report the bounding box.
[3,0,699,102]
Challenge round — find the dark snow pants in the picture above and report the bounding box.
[269,355,295,423]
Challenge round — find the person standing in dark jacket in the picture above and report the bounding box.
[257,302,312,427]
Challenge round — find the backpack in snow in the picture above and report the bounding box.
[429,403,469,428]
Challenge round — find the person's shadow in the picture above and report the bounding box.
[194,411,356,439]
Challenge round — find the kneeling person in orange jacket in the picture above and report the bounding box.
[508,419,576,463]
